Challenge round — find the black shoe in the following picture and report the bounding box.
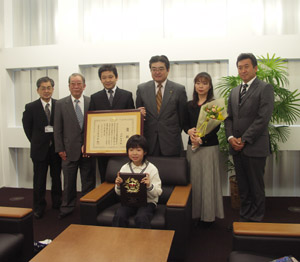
[227,224,233,232]
[52,204,61,210]
[34,211,43,219]
[201,221,214,228]
[58,212,71,220]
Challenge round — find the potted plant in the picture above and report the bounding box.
[216,54,300,209]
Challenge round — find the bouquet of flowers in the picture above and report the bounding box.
[192,98,227,151]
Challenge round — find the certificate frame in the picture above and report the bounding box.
[84,109,143,156]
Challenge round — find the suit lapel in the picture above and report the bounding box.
[37,99,49,125]
[65,96,79,126]
[83,95,89,114]
[148,81,158,115]
[50,99,56,125]
[100,89,111,108]
[239,78,258,107]
[160,80,173,114]
[112,87,121,108]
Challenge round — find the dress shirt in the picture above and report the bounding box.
[71,95,84,113]
[41,98,52,113]
[155,79,167,98]
[241,76,256,93]
[105,86,117,100]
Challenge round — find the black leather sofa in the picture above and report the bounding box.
[229,222,300,262]
[80,156,192,260]
[0,206,34,262]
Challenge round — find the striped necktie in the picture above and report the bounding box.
[240,84,248,102]
[156,84,162,113]
[45,103,51,124]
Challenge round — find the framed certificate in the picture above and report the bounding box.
[119,173,147,207]
[84,109,143,155]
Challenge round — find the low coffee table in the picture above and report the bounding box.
[31,224,174,262]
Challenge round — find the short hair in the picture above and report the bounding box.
[236,53,257,67]
[68,73,85,85]
[191,72,214,107]
[149,55,170,70]
[98,64,118,79]
[126,135,149,162]
[36,76,54,89]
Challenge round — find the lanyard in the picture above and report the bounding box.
[129,161,149,174]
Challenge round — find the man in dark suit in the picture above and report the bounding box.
[225,53,274,222]
[136,55,187,156]
[22,76,62,219]
[89,64,135,182]
[54,73,96,219]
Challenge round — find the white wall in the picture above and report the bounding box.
[1,0,300,195]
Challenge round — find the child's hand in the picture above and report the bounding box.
[141,173,151,188]
[115,172,123,186]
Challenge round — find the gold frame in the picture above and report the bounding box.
[84,109,143,155]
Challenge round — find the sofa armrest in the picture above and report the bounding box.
[0,206,34,262]
[80,182,115,203]
[0,207,32,218]
[80,182,117,225]
[233,222,300,237]
[232,222,300,259]
[166,184,192,208]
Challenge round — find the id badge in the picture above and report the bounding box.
[45,125,54,133]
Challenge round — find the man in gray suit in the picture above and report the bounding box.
[136,55,187,156]
[225,53,274,222]
[54,73,96,219]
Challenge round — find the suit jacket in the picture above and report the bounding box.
[22,99,56,162]
[225,78,274,157]
[54,95,90,162]
[89,87,134,111]
[136,79,187,156]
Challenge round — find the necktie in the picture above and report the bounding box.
[108,90,114,106]
[240,84,248,102]
[75,99,83,129]
[45,103,51,124]
[156,84,162,113]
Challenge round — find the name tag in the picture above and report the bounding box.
[45,125,54,133]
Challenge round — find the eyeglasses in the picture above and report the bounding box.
[70,82,83,87]
[151,67,166,72]
[39,86,53,91]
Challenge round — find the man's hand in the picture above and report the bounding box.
[81,145,90,158]
[229,137,245,151]
[59,151,67,161]
[138,107,146,119]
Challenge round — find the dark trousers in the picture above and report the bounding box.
[60,156,96,215]
[112,203,156,229]
[97,156,109,183]
[233,153,266,222]
[33,145,62,213]
[151,137,180,157]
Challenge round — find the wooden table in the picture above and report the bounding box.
[31,224,174,262]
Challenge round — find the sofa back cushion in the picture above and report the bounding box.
[106,156,189,204]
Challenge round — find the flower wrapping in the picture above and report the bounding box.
[196,98,227,138]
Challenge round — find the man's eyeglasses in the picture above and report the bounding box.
[151,67,166,72]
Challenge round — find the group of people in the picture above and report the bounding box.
[22,53,274,229]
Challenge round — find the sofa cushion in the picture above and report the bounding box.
[97,203,166,229]
[0,233,24,262]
